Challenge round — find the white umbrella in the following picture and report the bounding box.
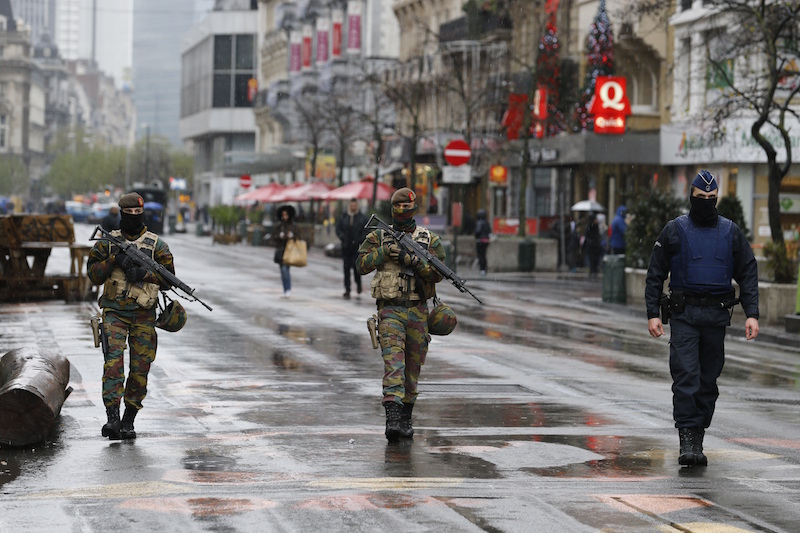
[571,200,605,212]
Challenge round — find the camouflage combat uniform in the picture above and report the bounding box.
[357,221,445,431]
[87,228,174,412]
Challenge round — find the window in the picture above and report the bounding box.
[212,34,255,108]
[0,115,6,149]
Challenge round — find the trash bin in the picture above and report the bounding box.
[442,240,455,270]
[251,225,264,246]
[195,223,205,237]
[168,215,177,234]
[602,254,627,303]
[518,239,536,272]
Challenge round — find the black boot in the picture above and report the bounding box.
[101,405,121,440]
[384,402,402,442]
[120,405,138,440]
[693,428,708,466]
[399,403,414,438]
[678,427,700,466]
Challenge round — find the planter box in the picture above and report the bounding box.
[212,233,241,245]
[625,267,795,325]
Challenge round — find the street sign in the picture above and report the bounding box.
[239,174,252,189]
[444,139,471,166]
[442,165,472,184]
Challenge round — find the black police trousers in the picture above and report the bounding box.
[669,305,729,429]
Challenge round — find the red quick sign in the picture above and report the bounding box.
[589,76,631,135]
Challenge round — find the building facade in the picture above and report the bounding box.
[0,2,46,186]
[180,0,258,207]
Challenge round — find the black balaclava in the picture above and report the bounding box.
[391,187,418,232]
[689,195,718,226]
[688,170,719,226]
[118,192,145,236]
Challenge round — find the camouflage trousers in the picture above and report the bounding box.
[378,302,430,405]
[102,311,158,410]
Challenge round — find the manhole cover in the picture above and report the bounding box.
[423,383,538,394]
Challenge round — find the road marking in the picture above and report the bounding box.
[308,477,464,490]
[21,481,192,499]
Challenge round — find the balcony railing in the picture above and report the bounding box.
[439,12,512,43]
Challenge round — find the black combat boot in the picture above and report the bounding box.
[120,405,138,440]
[692,427,708,466]
[678,427,699,466]
[101,405,121,440]
[399,403,414,438]
[384,402,403,442]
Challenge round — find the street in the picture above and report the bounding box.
[2,224,800,532]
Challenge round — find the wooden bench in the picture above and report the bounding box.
[0,215,94,302]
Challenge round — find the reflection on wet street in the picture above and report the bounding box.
[3,229,800,531]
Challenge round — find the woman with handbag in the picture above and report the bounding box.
[274,205,297,298]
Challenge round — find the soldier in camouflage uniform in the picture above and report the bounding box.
[87,192,175,440]
[357,188,445,442]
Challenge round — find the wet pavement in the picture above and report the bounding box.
[2,223,800,531]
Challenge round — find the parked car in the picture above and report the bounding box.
[65,201,92,223]
[87,202,115,224]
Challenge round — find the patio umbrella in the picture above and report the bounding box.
[270,181,334,202]
[322,179,394,201]
[571,200,605,212]
[143,201,163,211]
[235,183,285,203]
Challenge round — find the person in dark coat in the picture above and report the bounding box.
[645,170,759,467]
[474,209,492,276]
[335,198,368,298]
[101,205,120,231]
[275,205,297,298]
[582,212,603,278]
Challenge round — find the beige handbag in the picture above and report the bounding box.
[282,239,308,267]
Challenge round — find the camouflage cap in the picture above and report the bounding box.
[391,188,416,205]
[119,192,144,209]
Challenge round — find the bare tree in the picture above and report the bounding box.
[294,92,328,180]
[625,0,800,250]
[358,63,398,208]
[321,79,364,187]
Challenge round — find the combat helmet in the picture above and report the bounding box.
[428,297,457,336]
[156,299,187,332]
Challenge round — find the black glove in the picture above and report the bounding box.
[124,266,147,283]
[114,252,131,269]
[397,249,420,269]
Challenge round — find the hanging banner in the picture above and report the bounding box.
[301,24,313,71]
[532,87,548,139]
[289,30,301,72]
[346,0,361,55]
[331,9,343,59]
[316,17,329,66]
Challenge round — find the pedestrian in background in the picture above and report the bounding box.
[474,209,492,276]
[357,188,446,442]
[610,205,628,255]
[101,205,120,231]
[335,198,368,299]
[87,192,175,440]
[275,205,297,298]
[645,170,759,467]
[582,212,603,278]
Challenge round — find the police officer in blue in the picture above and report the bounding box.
[645,170,759,467]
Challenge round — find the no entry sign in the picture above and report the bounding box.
[444,139,471,166]
[239,174,252,189]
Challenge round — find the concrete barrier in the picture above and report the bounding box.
[625,267,795,325]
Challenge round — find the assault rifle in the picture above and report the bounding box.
[365,214,483,304]
[90,226,213,311]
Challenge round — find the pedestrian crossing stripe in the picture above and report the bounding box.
[308,477,464,490]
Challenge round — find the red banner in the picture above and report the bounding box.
[301,24,312,70]
[332,10,343,58]
[346,0,361,55]
[316,18,329,65]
